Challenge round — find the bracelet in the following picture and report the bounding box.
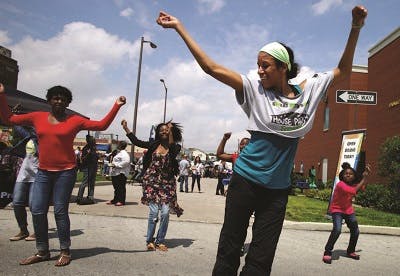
[352,22,364,29]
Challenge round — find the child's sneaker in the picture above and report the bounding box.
[346,252,360,260]
[322,253,332,264]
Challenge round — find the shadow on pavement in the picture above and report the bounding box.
[63,247,148,261]
[332,249,362,260]
[164,238,195,249]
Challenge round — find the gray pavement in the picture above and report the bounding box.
[1,177,399,275]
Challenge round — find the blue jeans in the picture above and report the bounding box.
[146,202,170,244]
[12,181,33,231]
[30,168,77,252]
[180,175,188,192]
[324,212,359,254]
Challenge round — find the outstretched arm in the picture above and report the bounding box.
[332,5,367,86]
[157,11,243,97]
[81,96,126,131]
[216,132,234,162]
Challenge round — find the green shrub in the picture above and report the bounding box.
[355,184,386,207]
[318,189,332,201]
[356,184,400,214]
[304,188,332,202]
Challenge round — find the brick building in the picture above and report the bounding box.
[0,46,19,89]
[295,27,400,185]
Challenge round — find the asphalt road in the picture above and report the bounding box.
[1,178,399,275]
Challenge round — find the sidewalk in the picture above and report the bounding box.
[70,177,400,236]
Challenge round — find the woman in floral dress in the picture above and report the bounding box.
[121,119,183,251]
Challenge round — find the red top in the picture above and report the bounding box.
[0,93,121,170]
[329,181,357,214]
[231,152,239,165]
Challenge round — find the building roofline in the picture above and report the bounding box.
[369,27,400,58]
[352,65,368,73]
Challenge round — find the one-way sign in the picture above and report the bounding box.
[336,90,377,105]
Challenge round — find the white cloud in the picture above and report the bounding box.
[197,0,226,15]
[6,22,140,138]
[120,7,133,18]
[311,0,343,15]
[0,30,11,45]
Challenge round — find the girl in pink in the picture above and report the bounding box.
[323,162,371,264]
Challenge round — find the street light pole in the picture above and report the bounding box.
[131,36,157,159]
[160,79,167,123]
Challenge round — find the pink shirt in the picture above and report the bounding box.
[329,181,357,214]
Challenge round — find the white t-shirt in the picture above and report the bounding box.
[237,71,334,138]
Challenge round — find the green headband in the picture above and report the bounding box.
[259,42,291,71]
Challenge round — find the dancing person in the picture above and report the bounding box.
[217,132,249,166]
[216,132,250,196]
[157,5,367,275]
[106,140,131,206]
[121,119,183,251]
[76,135,98,205]
[0,83,126,266]
[322,162,371,264]
[191,156,204,192]
[9,126,38,242]
[179,154,190,192]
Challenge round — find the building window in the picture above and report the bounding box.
[323,106,330,131]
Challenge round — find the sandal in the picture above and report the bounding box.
[10,231,29,241]
[20,252,50,265]
[55,253,72,267]
[25,233,36,241]
[147,242,156,251]
[156,243,168,252]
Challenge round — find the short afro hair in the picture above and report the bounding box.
[46,86,73,104]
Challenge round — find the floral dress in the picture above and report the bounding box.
[141,151,183,217]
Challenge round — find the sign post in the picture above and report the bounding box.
[336,90,377,105]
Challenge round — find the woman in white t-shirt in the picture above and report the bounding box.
[157,5,367,275]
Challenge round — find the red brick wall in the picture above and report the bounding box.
[296,35,400,184]
[365,38,400,184]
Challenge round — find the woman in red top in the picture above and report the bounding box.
[0,83,126,266]
[323,162,371,264]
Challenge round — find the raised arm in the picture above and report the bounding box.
[121,119,150,149]
[216,132,234,162]
[355,164,371,192]
[157,11,243,97]
[332,5,367,86]
[81,96,126,131]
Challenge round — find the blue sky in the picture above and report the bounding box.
[1,0,399,152]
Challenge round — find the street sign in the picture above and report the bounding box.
[336,90,377,105]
